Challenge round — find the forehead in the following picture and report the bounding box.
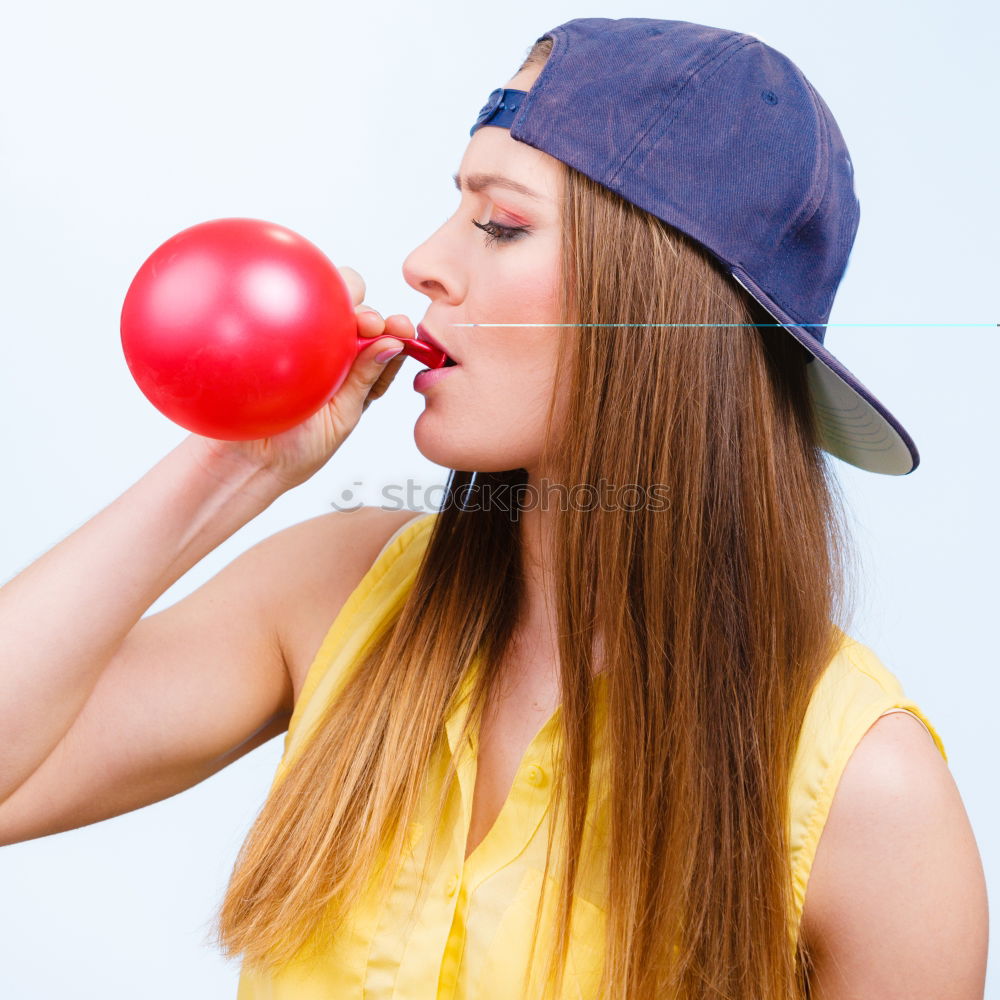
[456,126,563,202]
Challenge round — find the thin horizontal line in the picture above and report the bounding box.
[448,322,998,328]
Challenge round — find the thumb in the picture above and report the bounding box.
[340,335,405,403]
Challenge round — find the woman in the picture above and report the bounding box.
[0,17,986,1000]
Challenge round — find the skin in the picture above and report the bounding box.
[397,64,990,996]
[802,710,988,998]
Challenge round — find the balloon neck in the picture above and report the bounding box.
[356,335,448,369]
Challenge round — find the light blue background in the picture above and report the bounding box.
[1,1,995,995]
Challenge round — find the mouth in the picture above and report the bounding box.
[417,324,459,366]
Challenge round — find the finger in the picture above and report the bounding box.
[356,307,386,339]
[382,313,416,340]
[341,336,404,415]
[337,265,366,306]
[368,349,407,400]
[362,354,404,411]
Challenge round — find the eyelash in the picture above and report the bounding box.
[471,218,529,247]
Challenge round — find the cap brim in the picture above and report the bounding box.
[803,350,919,475]
[730,270,919,476]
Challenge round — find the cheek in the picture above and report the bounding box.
[508,249,561,321]
[457,246,562,361]
[476,237,561,319]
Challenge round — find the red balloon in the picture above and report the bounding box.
[120,217,445,441]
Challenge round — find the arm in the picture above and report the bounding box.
[0,433,283,805]
[801,712,989,999]
[0,501,417,846]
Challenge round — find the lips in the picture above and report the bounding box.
[417,324,459,366]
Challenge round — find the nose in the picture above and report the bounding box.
[402,220,465,303]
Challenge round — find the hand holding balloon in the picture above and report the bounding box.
[120,218,442,492]
[199,270,415,493]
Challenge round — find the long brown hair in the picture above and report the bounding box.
[212,35,856,1000]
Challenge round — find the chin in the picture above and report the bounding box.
[413,414,535,477]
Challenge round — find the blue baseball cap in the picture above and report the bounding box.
[469,17,919,476]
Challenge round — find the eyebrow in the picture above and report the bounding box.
[452,171,543,200]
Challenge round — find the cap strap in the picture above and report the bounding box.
[469,88,528,136]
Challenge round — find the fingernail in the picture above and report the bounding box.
[375,346,403,364]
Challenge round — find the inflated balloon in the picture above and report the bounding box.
[120,218,446,440]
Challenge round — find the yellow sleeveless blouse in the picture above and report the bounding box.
[237,511,947,999]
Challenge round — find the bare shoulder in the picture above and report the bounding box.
[262,505,428,705]
[801,711,988,999]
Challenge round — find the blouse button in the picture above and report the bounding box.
[445,874,459,898]
[526,764,546,786]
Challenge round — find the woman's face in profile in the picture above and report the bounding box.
[402,65,566,476]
